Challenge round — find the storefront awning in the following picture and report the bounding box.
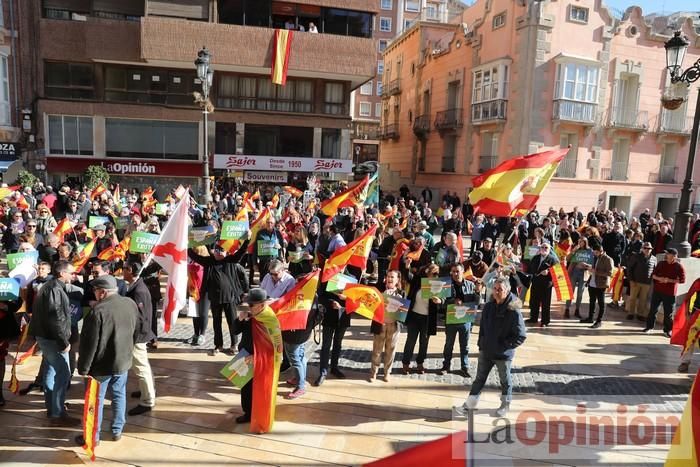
[0,160,17,172]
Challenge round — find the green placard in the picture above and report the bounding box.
[189,226,217,247]
[88,216,110,229]
[326,273,357,295]
[220,349,254,389]
[7,251,39,270]
[524,245,540,260]
[383,294,410,323]
[129,231,159,254]
[257,240,278,257]
[114,217,129,230]
[154,203,168,216]
[0,278,20,301]
[571,249,594,265]
[446,303,479,325]
[220,220,249,241]
[420,277,452,300]
[288,250,304,263]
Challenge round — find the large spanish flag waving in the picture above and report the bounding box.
[250,306,283,434]
[549,262,573,302]
[271,29,293,85]
[388,238,410,271]
[90,182,107,201]
[53,217,74,239]
[321,225,377,282]
[364,431,467,466]
[468,148,569,217]
[671,278,700,355]
[343,284,384,324]
[665,368,700,466]
[247,208,273,254]
[320,176,369,217]
[270,270,319,330]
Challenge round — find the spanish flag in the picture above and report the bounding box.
[608,267,625,302]
[271,193,280,209]
[16,194,29,210]
[219,207,249,254]
[671,278,700,355]
[554,237,573,261]
[112,183,122,210]
[90,182,106,200]
[270,271,319,331]
[283,186,303,198]
[549,263,573,302]
[271,29,294,86]
[463,266,475,282]
[247,208,273,254]
[250,306,283,434]
[320,176,370,217]
[468,148,569,217]
[82,377,101,461]
[97,236,130,261]
[321,225,377,282]
[0,184,20,200]
[388,238,410,271]
[142,186,155,200]
[456,234,465,262]
[343,284,385,324]
[187,263,202,303]
[73,239,96,273]
[364,431,467,466]
[665,368,700,466]
[54,217,74,239]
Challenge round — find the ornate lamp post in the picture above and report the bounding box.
[195,47,214,203]
[663,31,700,258]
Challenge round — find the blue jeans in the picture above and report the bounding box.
[35,337,70,418]
[442,323,470,369]
[468,353,513,402]
[565,272,586,310]
[95,372,128,441]
[284,341,307,390]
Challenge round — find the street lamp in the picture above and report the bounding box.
[195,46,214,203]
[663,31,700,258]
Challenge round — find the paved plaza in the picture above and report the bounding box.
[1,296,694,466]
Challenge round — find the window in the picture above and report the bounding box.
[404,19,413,30]
[555,63,599,102]
[324,82,346,115]
[556,133,578,178]
[359,102,371,117]
[0,1,4,28]
[360,81,373,95]
[479,132,499,171]
[473,64,509,103]
[442,135,456,172]
[377,82,383,96]
[375,102,382,117]
[425,3,438,20]
[321,128,341,158]
[0,56,9,125]
[381,0,392,10]
[217,76,313,113]
[378,40,388,53]
[379,17,391,32]
[48,115,93,155]
[44,62,95,100]
[323,8,372,37]
[570,6,588,23]
[492,12,506,29]
[377,60,384,75]
[244,124,313,157]
[405,0,419,12]
[105,119,198,160]
[105,67,197,106]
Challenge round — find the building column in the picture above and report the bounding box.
[93,116,106,157]
[340,129,350,160]
[235,122,245,154]
[313,127,322,157]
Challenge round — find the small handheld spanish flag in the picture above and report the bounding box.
[343,284,385,324]
[90,182,106,201]
[82,377,101,461]
[608,267,625,303]
[270,270,319,331]
[549,263,573,302]
[283,186,303,198]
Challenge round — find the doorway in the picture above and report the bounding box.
[656,196,679,218]
[608,195,631,215]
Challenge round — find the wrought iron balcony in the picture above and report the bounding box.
[553,99,597,125]
[387,79,401,96]
[658,111,692,135]
[412,114,431,137]
[607,107,649,131]
[648,166,678,184]
[601,162,629,181]
[554,158,577,178]
[472,100,507,124]
[434,108,463,131]
[379,123,399,140]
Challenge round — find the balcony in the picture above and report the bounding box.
[601,162,629,181]
[479,155,498,172]
[607,107,649,131]
[386,79,401,96]
[649,166,678,184]
[553,99,597,125]
[412,114,431,137]
[554,158,577,178]
[472,100,507,124]
[658,111,693,135]
[379,124,399,140]
[434,108,463,131]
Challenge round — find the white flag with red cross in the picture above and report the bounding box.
[148,192,190,333]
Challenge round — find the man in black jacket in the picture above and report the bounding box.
[123,262,156,416]
[625,242,656,321]
[527,243,559,327]
[458,277,526,417]
[28,260,80,426]
[76,275,136,444]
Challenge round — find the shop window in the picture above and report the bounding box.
[48,115,93,155]
[105,118,198,160]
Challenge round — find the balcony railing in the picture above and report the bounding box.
[387,79,401,96]
[379,124,399,140]
[472,100,507,123]
[608,107,649,131]
[601,162,629,181]
[479,155,498,172]
[649,166,678,184]
[435,108,463,131]
[658,111,693,135]
[553,99,597,124]
[554,158,577,178]
[412,114,431,137]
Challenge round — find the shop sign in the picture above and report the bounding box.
[0,142,19,161]
[214,154,352,173]
[47,157,204,177]
[244,171,288,183]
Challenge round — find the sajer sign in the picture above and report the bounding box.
[213,154,352,173]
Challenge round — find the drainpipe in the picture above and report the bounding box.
[9,0,19,130]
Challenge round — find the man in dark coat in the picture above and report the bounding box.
[76,275,137,444]
[527,243,559,327]
[123,262,156,416]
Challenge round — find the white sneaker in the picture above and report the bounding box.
[465,395,479,410]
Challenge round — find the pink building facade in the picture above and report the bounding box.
[379,0,700,219]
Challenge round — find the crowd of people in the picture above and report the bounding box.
[0,178,698,441]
